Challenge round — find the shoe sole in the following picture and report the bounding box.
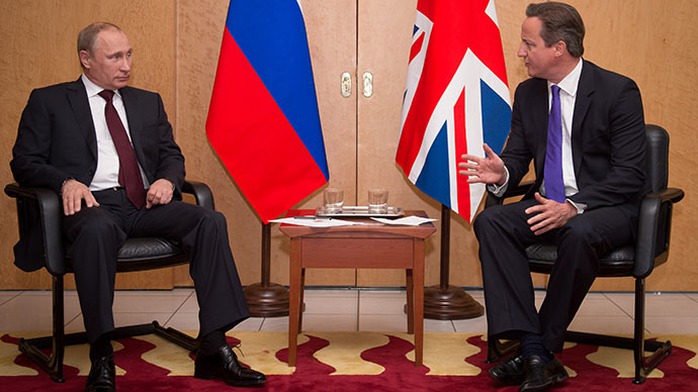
[519,372,568,392]
[194,371,267,386]
[488,368,524,386]
[550,372,569,384]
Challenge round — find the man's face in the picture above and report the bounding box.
[80,28,132,90]
[517,17,558,80]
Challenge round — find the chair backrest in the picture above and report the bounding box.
[645,124,669,193]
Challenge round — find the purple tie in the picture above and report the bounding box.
[544,85,565,202]
[98,90,146,209]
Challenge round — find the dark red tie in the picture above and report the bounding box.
[98,90,146,209]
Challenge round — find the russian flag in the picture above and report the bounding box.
[206,0,329,223]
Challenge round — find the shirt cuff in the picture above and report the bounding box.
[486,167,510,197]
[566,199,587,214]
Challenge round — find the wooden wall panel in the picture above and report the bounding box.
[0,0,176,290]
[1,0,697,292]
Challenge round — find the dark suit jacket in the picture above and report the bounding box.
[497,60,647,221]
[10,78,185,271]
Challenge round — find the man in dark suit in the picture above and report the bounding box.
[459,2,646,391]
[11,22,266,391]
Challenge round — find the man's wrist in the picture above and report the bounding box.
[565,199,586,215]
[60,177,76,194]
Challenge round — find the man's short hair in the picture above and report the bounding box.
[526,2,585,57]
[77,22,122,54]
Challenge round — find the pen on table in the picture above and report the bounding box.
[293,215,331,220]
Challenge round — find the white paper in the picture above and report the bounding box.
[270,217,366,227]
[370,216,437,226]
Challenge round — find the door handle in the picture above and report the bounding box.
[341,72,352,97]
[362,71,373,98]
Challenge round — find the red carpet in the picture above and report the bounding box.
[1,331,697,391]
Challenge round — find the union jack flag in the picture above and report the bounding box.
[396,0,511,222]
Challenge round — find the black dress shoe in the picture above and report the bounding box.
[194,345,267,387]
[85,354,116,392]
[488,352,525,386]
[519,355,568,392]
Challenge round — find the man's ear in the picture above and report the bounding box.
[79,50,90,69]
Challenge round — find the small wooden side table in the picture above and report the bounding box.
[280,209,436,367]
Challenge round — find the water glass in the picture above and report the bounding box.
[368,188,388,213]
[323,187,344,213]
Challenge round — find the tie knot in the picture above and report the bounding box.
[98,89,115,102]
[551,85,560,96]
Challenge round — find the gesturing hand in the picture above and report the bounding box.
[458,143,507,185]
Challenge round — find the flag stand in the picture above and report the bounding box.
[243,223,289,317]
[423,205,484,320]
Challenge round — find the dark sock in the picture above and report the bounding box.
[520,333,553,364]
[89,332,114,362]
[198,329,227,357]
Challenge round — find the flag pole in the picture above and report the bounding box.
[243,222,289,317]
[423,204,484,320]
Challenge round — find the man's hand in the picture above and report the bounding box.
[62,179,99,215]
[146,178,175,209]
[525,192,577,235]
[458,143,507,185]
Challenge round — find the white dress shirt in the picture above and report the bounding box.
[82,75,148,191]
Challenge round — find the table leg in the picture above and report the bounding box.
[414,239,425,366]
[288,238,302,367]
[406,269,414,334]
[299,268,305,332]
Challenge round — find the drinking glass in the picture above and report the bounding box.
[323,187,344,213]
[368,188,388,213]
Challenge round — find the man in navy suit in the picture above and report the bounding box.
[11,22,266,391]
[460,2,647,391]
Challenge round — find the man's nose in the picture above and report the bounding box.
[121,58,131,71]
[517,44,527,58]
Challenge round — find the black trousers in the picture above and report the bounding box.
[62,187,249,343]
[473,198,635,352]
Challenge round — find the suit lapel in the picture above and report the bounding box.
[67,79,98,161]
[572,61,594,174]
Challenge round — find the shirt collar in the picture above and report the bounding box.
[81,74,122,99]
[548,58,583,97]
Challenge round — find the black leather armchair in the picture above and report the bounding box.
[485,124,685,384]
[4,180,215,382]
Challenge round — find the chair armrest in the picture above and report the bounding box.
[4,183,66,275]
[633,187,685,278]
[4,180,216,275]
[182,180,215,210]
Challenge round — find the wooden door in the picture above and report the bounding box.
[355,0,426,286]
[299,0,433,287]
